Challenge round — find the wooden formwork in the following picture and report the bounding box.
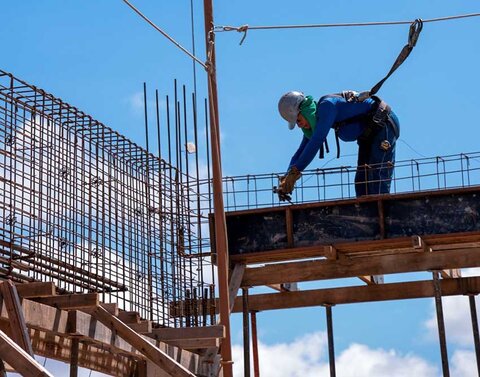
[0,280,225,377]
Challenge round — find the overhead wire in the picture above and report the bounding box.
[215,12,480,32]
[122,0,208,70]
[214,12,480,44]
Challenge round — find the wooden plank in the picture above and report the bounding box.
[0,298,138,357]
[441,269,462,279]
[0,296,69,333]
[150,325,225,341]
[92,306,196,377]
[101,303,119,316]
[359,275,384,285]
[15,282,56,298]
[27,328,136,377]
[67,310,137,355]
[231,276,480,312]
[128,321,152,334]
[34,293,99,309]
[229,264,245,313]
[0,280,34,355]
[0,329,53,377]
[230,232,480,264]
[118,311,141,324]
[242,247,480,287]
[164,338,220,350]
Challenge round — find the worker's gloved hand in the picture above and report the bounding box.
[275,186,291,202]
[279,166,301,195]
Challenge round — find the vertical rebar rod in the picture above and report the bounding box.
[242,287,251,377]
[143,82,154,321]
[432,271,450,377]
[325,305,336,377]
[250,311,260,377]
[469,295,480,375]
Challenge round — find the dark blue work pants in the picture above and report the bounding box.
[354,114,399,197]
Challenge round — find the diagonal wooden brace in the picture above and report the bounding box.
[0,329,53,377]
[92,305,196,377]
[0,280,34,356]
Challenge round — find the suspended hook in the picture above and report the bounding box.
[408,18,423,47]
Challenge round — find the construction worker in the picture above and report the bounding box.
[276,90,400,200]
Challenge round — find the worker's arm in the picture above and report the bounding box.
[288,136,309,170]
[290,100,337,171]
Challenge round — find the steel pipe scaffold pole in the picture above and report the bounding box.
[469,295,480,375]
[203,1,234,376]
[432,271,450,377]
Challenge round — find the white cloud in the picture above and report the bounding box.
[424,268,480,347]
[232,332,438,377]
[451,349,477,377]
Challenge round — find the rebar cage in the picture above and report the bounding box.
[220,152,480,212]
[0,70,215,327]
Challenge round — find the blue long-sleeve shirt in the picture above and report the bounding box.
[288,96,377,171]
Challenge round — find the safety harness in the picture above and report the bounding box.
[318,19,422,159]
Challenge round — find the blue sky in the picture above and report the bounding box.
[2,1,480,376]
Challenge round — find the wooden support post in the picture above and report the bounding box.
[92,306,196,377]
[0,280,33,355]
[0,329,53,377]
[70,337,79,377]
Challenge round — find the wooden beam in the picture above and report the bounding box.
[28,328,136,377]
[118,311,141,324]
[0,280,34,355]
[0,298,138,357]
[101,303,119,316]
[0,329,53,377]
[242,247,480,287]
[231,276,480,312]
[34,293,99,309]
[441,269,462,279]
[128,321,152,334]
[92,306,196,377]
[150,325,225,341]
[164,338,220,350]
[229,264,245,313]
[15,282,56,298]
[0,296,69,333]
[230,232,480,264]
[67,310,137,355]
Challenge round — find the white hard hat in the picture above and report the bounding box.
[278,91,305,130]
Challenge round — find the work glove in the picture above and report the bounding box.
[278,166,301,195]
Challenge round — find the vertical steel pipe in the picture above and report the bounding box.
[69,337,79,377]
[250,311,260,377]
[469,295,480,375]
[432,271,450,377]
[325,305,336,377]
[242,288,251,377]
[203,1,233,376]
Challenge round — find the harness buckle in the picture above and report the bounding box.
[372,99,391,125]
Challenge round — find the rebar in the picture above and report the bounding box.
[0,69,214,327]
